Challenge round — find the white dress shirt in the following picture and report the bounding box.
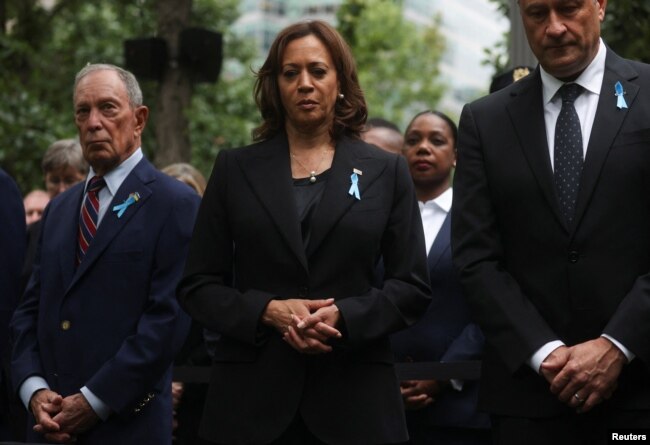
[419,187,453,256]
[528,42,634,372]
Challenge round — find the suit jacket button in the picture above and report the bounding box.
[568,251,579,263]
[61,320,71,330]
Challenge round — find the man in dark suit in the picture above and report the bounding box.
[452,0,650,443]
[0,168,26,440]
[10,64,199,444]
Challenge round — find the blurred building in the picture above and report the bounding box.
[233,0,508,116]
[234,0,340,55]
[404,0,509,115]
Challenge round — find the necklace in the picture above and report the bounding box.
[290,149,332,183]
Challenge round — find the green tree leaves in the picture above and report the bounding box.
[337,0,445,128]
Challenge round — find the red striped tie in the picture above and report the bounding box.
[77,176,106,265]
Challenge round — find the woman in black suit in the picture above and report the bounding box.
[178,20,430,445]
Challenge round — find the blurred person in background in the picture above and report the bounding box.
[21,138,88,295]
[162,163,207,197]
[391,110,490,445]
[488,66,534,94]
[23,189,50,225]
[42,139,88,198]
[361,117,404,155]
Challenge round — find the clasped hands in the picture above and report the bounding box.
[262,298,342,354]
[400,379,447,410]
[30,390,99,443]
[540,337,626,414]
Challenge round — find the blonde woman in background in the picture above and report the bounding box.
[162,163,207,197]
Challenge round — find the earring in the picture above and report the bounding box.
[338,93,345,100]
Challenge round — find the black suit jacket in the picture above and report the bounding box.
[178,133,431,445]
[452,48,650,417]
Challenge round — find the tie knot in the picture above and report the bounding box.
[87,176,106,193]
[560,83,583,104]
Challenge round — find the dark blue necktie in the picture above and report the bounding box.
[554,83,584,224]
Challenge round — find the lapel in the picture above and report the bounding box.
[236,133,309,272]
[66,158,154,293]
[427,212,451,272]
[506,70,568,231]
[306,137,387,258]
[572,49,639,234]
[58,183,86,289]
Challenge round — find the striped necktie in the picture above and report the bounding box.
[77,176,106,265]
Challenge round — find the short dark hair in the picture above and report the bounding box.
[252,20,367,142]
[404,110,458,148]
[365,117,401,134]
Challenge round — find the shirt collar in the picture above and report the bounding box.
[418,187,453,213]
[85,148,143,195]
[541,37,606,104]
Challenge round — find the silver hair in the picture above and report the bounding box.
[41,138,88,175]
[73,63,143,107]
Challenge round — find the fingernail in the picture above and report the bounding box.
[297,322,305,329]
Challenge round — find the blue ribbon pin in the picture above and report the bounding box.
[112,192,140,218]
[615,81,628,109]
[348,169,361,200]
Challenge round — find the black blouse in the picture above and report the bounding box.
[292,169,331,247]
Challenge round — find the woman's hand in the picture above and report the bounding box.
[261,298,341,354]
[285,304,343,354]
[262,298,335,333]
[295,304,342,340]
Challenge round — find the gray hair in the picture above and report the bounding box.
[41,139,89,175]
[73,63,143,108]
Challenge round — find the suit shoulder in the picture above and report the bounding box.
[627,58,650,76]
[47,182,84,211]
[344,136,399,163]
[0,168,16,188]
[227,136,283,158]
[152,169,201,201]
[0,168,22,205]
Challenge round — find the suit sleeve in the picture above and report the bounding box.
[177,150,275,346]
[10,205,47,393]
[1,170,26,377]
[440,323,485,363]
[451,104,558,373]
[335,155,431,346]
[85,190,199,415]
